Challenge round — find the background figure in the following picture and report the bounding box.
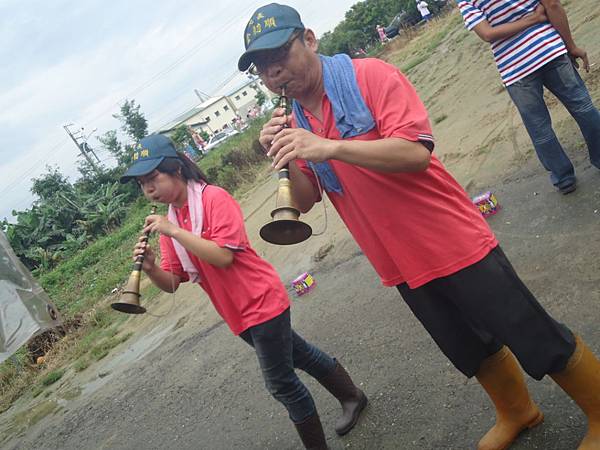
[417,0,432,22]
[457,0,600,194]
[188,126,206,152]
[376,24,389,43]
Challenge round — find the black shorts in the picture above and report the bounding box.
[397,246,575,379]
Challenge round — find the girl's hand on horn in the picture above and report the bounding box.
[143,214,178,237]
[133,235,156,272]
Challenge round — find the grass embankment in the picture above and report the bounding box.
[0,198,156,412]
[384,10,464,74]
[0,118,270,413]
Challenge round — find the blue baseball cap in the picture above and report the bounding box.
[238,3,304,71]
[120,134,179,183]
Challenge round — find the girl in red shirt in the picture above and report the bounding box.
[120,134,367,449]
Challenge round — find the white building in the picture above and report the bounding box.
[158,76,275,137]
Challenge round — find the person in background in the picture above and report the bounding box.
[376,24,389,43]
[417,0,432,22]
[457,0,600,194]
[188,126,206,153]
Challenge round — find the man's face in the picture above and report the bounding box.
[249,29,319,98]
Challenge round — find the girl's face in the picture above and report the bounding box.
[137,170,185,205]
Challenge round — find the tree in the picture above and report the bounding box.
[199,130,210,142]
[113,99,148,142]
[255,90,267,107]
[75,160,138,202]
[3,100,151,271]
[99,98,152,170]
[170,125,197,152]
[3,167,85,270]
[97,130,129,166]
[318,0,421,55]
[31,166,74,202]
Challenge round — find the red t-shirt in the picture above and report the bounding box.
[294,58,498,288]
[159,185,290,335]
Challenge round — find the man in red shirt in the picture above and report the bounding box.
[239,3,600,449]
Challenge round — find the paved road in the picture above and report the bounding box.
[2,153,599,450]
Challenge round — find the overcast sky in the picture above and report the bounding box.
[0,0,357,222]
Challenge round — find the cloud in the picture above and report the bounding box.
[0,134,78,221]
[0,0,357,222]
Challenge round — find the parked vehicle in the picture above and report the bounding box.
[203,129,240,152]
[384,0,448,39]
[384,11,414,39]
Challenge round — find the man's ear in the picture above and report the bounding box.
[304,29,319,52]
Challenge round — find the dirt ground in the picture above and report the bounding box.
[1,3,600,449]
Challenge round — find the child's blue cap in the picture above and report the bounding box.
[120,134,178,183]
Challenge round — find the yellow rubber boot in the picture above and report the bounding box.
[476,346,544,450]
[550,336,600,450]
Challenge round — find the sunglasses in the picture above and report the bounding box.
[248,31,303,76]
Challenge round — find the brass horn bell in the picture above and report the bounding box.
[260,167,312,245]
[259,86,312,246]
[111,270,146,314]
[111,205,156,314]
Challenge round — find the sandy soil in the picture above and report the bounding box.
[1,2,599,449]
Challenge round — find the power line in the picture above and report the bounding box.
[63,124,101,173]
[148,66,241,132]
[0,0,273,205]
[0,6,259,203]
[81,1,264,130]
[0,139,74,199]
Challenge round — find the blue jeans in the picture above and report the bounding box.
[506,54,600,188]
[240,308,336,424]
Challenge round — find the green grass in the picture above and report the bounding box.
[141,283,163,303]
[90,333,134,362]
[31,386,44,398]
[37,197,163,315]
[393,11,462,74]
[41,369,66,386]
[402,54,430,73]
[434,114,448,125]
[73,358,90,373]
[29,373,62,400]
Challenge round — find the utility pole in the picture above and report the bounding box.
[63,124,100,173]
[194,89,211,103]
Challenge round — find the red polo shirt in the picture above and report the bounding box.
[294,58,498,288]
[159,185,290,335]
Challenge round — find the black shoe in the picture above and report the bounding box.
[558,183,577,195]
[317,361,368,436]
[294,413,328,450]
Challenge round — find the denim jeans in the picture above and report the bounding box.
[240,308,336,424]
[506,54,600,188]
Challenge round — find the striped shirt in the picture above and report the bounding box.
[457,0,567,86]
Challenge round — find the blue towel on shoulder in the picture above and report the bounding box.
[292,53,376,194]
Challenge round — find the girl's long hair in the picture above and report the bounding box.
[155,152,209,184]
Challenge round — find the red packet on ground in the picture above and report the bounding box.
[291,272,316,296]
[473,191,500,217]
